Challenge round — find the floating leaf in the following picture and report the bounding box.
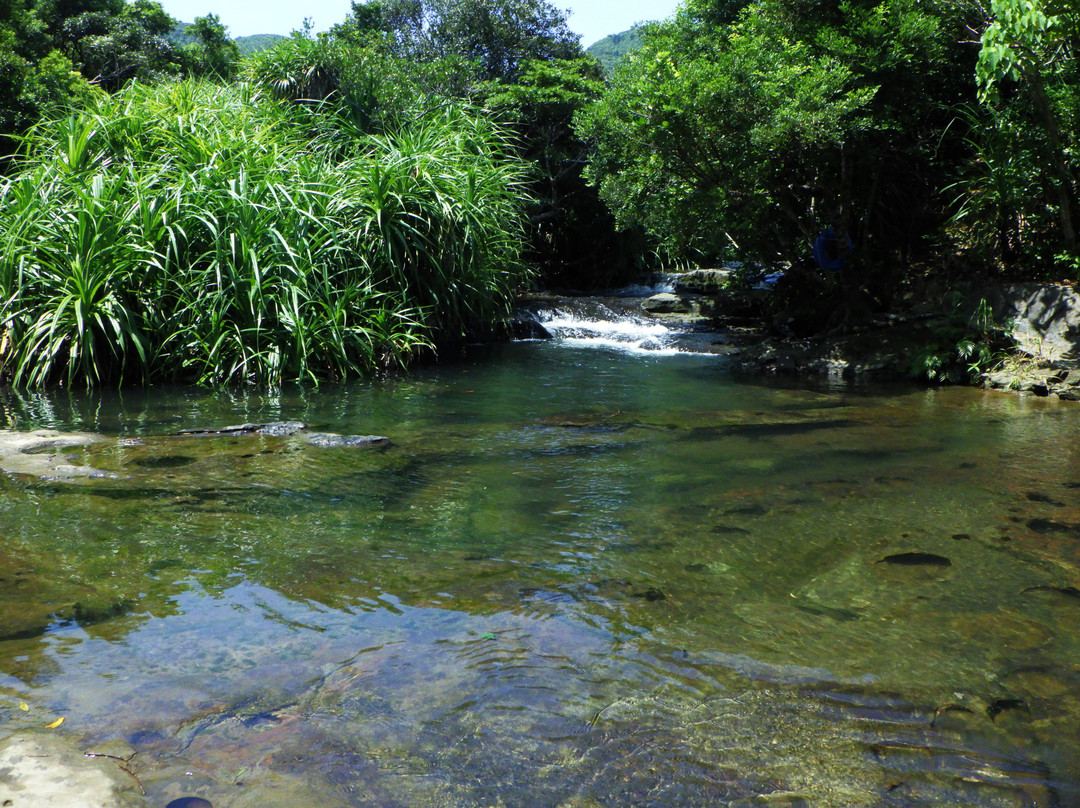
[480,632,496,640]
[19,702,29,711]
[45,716,64,729]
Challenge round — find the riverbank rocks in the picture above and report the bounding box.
[728,322,931,380]
[991,283,1080,368]
[981,362,1080,399]
[0,429,114,480]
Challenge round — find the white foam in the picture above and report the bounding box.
[536,311,684,355]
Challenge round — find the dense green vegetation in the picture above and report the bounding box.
[170,22,285,56]
[579,0,1080,300]
[3,0,1080,387]
[0,0,245,157]
[0,81,529,386]
[586,27,643,74]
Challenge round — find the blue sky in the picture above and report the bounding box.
[157,0,683,48]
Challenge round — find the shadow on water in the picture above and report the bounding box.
[2,340,1080,806]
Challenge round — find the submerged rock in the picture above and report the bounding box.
[0,429,114,480]
[878,552,952,567]
[0,732,145,808]
[176,421,307,437]
[303,433,390,448]
[175,422,389,448]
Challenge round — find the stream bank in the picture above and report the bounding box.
[517,272,1080,402]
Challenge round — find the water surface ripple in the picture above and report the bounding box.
[1,344,1079,806]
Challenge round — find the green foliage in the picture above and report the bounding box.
[323,0,632,287]
[0,0,186,150]
[177,14,241,81]
[578,0,984,286]
[945,106,1044,268]
[0,81,531,388]
[968,0,1080,265]
[480,57,640,286]
[52,0,180,91]
[913,297,1013,383]
[585,27,643,74]
[335,0,583,83]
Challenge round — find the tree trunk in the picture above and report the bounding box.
[1029,70,1077,251]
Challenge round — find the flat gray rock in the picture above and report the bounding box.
[0,732,145,807]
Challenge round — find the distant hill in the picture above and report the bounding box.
[235,34,287,55]
[587,28,644,74]
[167,22,286,56]
[166,21,197,46]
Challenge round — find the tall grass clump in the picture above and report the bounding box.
[0,79,530,387]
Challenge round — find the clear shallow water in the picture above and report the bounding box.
[1,340,1080,806]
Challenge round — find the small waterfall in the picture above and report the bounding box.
[534,306,682,354]
[515,279,731,357]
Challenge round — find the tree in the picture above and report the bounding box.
[578,0,985,298]
[179,13,241,80]
[336,0,583,83]
[976,0,1080,257]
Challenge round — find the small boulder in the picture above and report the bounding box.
[672,268,736,294]
[642,293,694,314]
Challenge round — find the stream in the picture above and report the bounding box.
[1,294,1079,807]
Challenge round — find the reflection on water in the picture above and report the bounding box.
[1,344,1080,806]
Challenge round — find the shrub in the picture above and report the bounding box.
[0,80,530,387]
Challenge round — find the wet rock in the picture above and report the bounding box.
[723,504,770,517]
[0,429,113,480]
[713,525,751,535]
[0,732,145,808]
[641,292,688,313]
[176,422,307,437]
[1003,665,1078,700]
[640,293,715,322]
[173,423,389,448]
[672,267,737,294]
[302,433,390,448]
[508,318,552,340]
[792,602,862,622]
[987,697,1028,723]
[1025,491,1064,506]
[982,368,1054,396]
[948,611,1053,651]
[1021,584,1080,601]
[631,587,666,602]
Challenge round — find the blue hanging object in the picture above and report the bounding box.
[813,229,853,271]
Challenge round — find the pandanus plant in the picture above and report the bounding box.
[0,80,531,388]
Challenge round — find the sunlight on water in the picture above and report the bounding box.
[1,344,1079,806]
